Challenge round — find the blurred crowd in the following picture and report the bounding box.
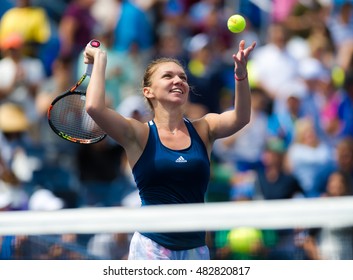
[1,0,353,260]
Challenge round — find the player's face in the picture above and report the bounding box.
[149,62,189,105]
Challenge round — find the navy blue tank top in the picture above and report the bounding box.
[132,118,210,250]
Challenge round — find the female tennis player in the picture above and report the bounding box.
[83,39,256,260]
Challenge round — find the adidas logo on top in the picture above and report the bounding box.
[175,156,187,163]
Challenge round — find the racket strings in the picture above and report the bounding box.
[49,93,105,141]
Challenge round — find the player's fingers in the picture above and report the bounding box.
[232,53,245,70]
[239,40,245,51]
[234,48,245,64]
[244,41,256,58]
[232,53,239,64]
[244,42,256,58]
[83,57,90,64]
[83,50,94,64]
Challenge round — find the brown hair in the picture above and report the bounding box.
[336,136,353,171]
[326,170,353,196]
[142,57,185,110]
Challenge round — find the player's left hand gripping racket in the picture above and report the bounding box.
[47,39,106,144]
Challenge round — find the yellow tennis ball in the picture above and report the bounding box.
[228,227,262,254]
[227,14,246,33]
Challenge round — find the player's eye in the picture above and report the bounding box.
[162,73,172,79]
[179,75,187,82]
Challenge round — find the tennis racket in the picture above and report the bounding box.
[47,39,106,144]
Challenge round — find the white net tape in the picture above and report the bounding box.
[1,197,353,235]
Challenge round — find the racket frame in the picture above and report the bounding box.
[47,39,106,144]
[47,90,106,144]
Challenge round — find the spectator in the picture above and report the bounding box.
[0,33,46,124]
[337,70,353,138]
[0,149,28,211]
[326,2,353,72]
[111,0,154,62]
[31,0,70,25]
[153,24,187,62]
[251,22,300,114]
[76,138,127,207]
[324,170,353,197]
[0,0,51,57]
[317,74,343,146]
[58,0,97,58]
[298,58,326,132]
[304,170,353,260]
[187,0,232,51]
[286,117,332,197]
[267,82,306,148]
[87,232,130,259]
[0,181,16,260]
[312,136,353,196]
[91,0,120,33]
[0,180,13,211]
[213,87,270,172]
[0,102,40,187]
[254,137,304,200]
[0,150,30,259]
[278,0,329,39]
[184,33,226,119]
[32,54,83,208]
[254,137,306,260]
[28,188,64,211]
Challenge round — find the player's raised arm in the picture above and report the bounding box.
[84,42,147,151]
[205,40,256,140]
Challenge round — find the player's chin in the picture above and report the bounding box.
[170,94,188,104]
[170,93,184,99]
[168,96,187,107]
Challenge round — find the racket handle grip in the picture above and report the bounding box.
[85,39,101,76]
[86,64,93,76]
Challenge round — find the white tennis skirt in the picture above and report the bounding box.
[128,232,210,260]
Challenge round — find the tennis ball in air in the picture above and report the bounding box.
[228,227,263,254]
[227,14,246,33]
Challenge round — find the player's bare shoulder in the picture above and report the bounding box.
[190,116,212,146]
[127,117,150,147]
[122,118,150,167]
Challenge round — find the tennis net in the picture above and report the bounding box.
[1,197,353,260]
